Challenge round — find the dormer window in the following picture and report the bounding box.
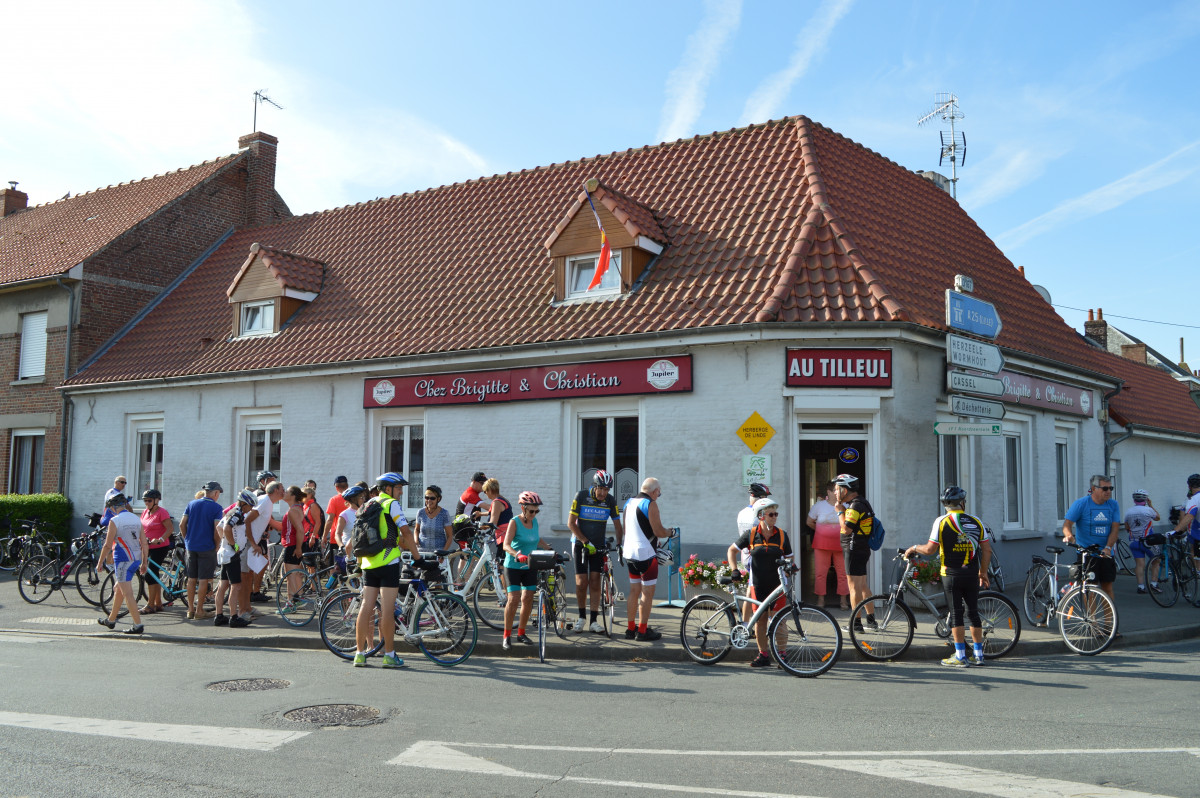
[567,252,622,299]
[240,300,276,337]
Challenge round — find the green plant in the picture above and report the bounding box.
[679,554,736,590]
[910,555,943,585]
[0,493,74,543]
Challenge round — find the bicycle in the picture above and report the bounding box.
[99,544,190,613]
[847,549,1021,661]
[680,557,842,677]
[1022,542,1119,655]
[1144,530,1199,608]
[528,550,571,662]
[595,538,621,638]
[1,519,56,573]
[318,560,477,666]
[462,524,520,632]
[275,551,362,626]
[1113,536,1136,576]
[16,528,106,606]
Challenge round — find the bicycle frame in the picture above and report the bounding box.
[719,564,797,648]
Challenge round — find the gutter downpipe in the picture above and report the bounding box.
[54,276,76,496]
[1102,384,1131,476]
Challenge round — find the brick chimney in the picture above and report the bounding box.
[237,132,278,228]
[2,184,28,217]
[1120,343,1147,364]
[1084,308,1108,350]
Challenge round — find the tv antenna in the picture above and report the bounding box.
[253,90,283,132]
[917,92,966,199]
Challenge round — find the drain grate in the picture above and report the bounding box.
[207,678,292,692]
[283,704,380,726]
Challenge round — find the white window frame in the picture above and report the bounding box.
[9,428,45,494]
[569,398,642,511]
[565,251,622,300]
[372,409,425,514]
[236,408,282,490]
[239,300,275,337]
[1001,413,1032,530]
[127,413,165,508]
[1054,423,1079,522]
[18,310,48,380]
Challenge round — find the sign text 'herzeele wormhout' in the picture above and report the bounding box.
[786,349,892,388]
[363,356,692,408]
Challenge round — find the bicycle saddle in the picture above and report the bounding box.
[1046,545,1065,554]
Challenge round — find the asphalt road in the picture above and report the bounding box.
[1,630,1198,798]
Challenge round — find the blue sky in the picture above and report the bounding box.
[4,1,1199,364]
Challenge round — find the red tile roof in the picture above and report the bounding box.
[227,243,326,297]
[544,181,668,251]
[0,155,241,284]
[67,116,1118,390]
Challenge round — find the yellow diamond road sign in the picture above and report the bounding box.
[737,412,775,454]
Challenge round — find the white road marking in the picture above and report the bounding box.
[798,758,1174,798]
[0,711,308,751]
[391,741,823,797]
[22,617,97,626]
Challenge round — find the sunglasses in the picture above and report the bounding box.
[765,512,779,517]
[424,496,438,501]
[526,508,540,514]
[1095,486,1114,492]
[116,481,127,485]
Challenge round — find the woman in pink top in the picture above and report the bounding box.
[806,481,848,609]
[140,488,175,613]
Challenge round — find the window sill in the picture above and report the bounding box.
[551,291,624,307]
[10,377,46,387]
[997,529,1046,541]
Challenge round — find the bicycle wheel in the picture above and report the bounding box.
[98,571,146,612]
[1058,586,1117,655]
[1022,565,1054,625]
[471,570,509,631]
[987,554,1006,592]
[600,572,615,638]
[1180,559,1200,606]
[73,557,104,607]
[17,556,55,604]
[0,537,16,571]
[319,589,374,660]
[537,591,547,663]
[848,594,914,661]
[551,573,570,639]
[679,594,735,664]
[1147,555,1178,607]
[976,591,1021,659]
[1113,539,1134,576]
[277,569,320,627]
[413,593,477,666]
[770,604,842,677]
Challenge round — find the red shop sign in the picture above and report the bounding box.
[363,356,692,408]
[786,348,892,388]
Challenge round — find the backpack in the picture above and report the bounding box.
[867,515,886,551]
[351,499,398,558]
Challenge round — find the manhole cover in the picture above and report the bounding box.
[283,704,380,726]
[207,678,292,692]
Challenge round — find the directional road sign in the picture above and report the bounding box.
[946,334,1005,374]
[950,394,1006,420]
[946,290,1003,339]
[947,371,1006,397]
[934,421,1002,436]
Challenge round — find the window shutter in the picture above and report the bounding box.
[19,311,48,379]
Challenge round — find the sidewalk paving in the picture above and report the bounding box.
[3,574,1199,664]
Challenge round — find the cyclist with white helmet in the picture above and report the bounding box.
[734,483,772,624]
[353,472,418,668]
[1125,488,1160,594]
[501,491,552,650]
[568,470,622,633]
[726,496,793,667]
[834,473,876,633]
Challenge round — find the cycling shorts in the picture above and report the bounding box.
[113,546,141,583]
[572,541,607,575]
[1129,538,1158,559]
[505,567,537,592]
[1076,552,1117,584]
[148,546,170,568]
[185,549,217,580]
[282,548,303,566]
[220,552,242,584]
[841,534,871,576]
[362,561,400,589]
[627,556,658,586]
[748,584,786,613]
[943,572,981,628]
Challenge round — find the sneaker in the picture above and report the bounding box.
[124,624,144,635]
[842,619,865,634]
[1136,586,1147,594]
[968,654,985,666]
[940,655,969,668]
[590,621,605,634]
[279,602,294,615]
[381,653,404,668]
[636,627,662,642]
[97,617,116,630]
[572,618,586,633]
[750,653,772,668]
[516,634,533,645]
[1149,584,1163,594]
[624,628,637,639]
[502,636,512,651]
[863,617,878,631]
[229,616,250,628]
[252,591,269,603]
[353,652,367,667]
[213,614,229,626]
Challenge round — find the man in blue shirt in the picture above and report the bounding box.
[180,481,224,620]
[1062,474,1120,600]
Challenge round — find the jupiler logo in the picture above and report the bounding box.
[647,359,679,390]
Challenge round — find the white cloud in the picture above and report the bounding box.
[739,0,854,125]
[656,0,743,144]
[1,0,487,215]
[997,140,1200,249]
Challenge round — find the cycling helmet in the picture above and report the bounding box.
[833,473,859,490]
[105,493,128,508]
[1132,488,1149,502]
[748,482,771,499]
[141,488,161,501]
[237,489,257,506]
[375,471,408,487]
[751,497,780,518]
[941,485,967,505]
[255,470,277,484]
[517,490,543,506]
[593,470,614,489]
[341,485,366,502]
[1188,474,1200,489]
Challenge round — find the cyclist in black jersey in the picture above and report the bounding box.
[904,485,993,667]
[568,470,621,633]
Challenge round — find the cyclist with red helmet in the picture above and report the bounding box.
[568,470,622,633]
[501,491,551,651]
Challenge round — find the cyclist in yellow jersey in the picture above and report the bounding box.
[905,486,992,667]
[834,473,875,632]
[354,472,418,668]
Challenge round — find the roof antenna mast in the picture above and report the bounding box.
[917,92,966,199]
[253,90,283,132]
